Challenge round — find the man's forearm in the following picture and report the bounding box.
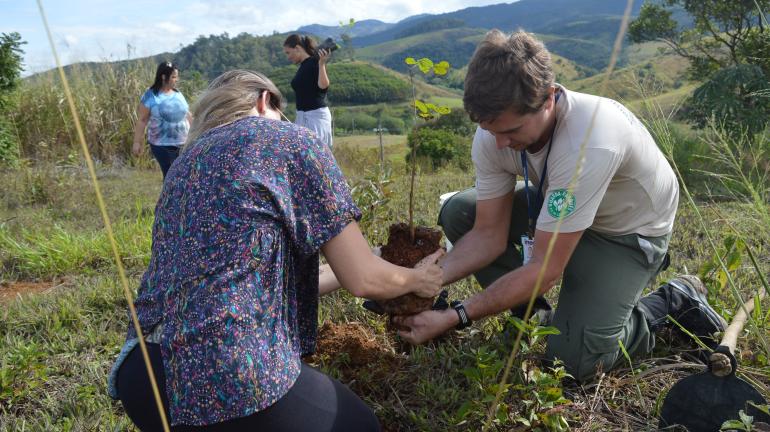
[463,261,555,321]
[440,228,506,285]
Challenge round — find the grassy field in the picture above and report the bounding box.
[1,133,768,431]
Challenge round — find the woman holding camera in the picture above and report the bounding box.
[109,70,443,431]
[283,34,334,148]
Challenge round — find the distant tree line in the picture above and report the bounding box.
[395,18,466,39]
[173,32,289,80]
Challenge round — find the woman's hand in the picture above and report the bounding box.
[132,142,143,156]
[318,48,331,65]
[411,249,445,298]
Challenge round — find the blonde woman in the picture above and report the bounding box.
[109,70,443,431]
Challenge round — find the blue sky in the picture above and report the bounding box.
[1,0,511,75]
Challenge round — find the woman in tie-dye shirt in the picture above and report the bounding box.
[110,70,443,431]
[132,61,192,179]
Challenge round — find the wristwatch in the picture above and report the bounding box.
[450,301,472,330]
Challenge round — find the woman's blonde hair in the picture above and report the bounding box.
[185,70,285,146]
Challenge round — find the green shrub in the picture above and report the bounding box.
[379,115,405,134]
[271,62,411,105]
[0,115,18,166]
[406,127,469,170]
[334,110,378,133]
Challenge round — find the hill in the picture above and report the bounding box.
[297,19,395,39]
[269,61,414,105]
[267,61,460,115]
[568,41,693,112]
[357,28,486,74]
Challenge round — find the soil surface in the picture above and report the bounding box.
[0,280,65,303]
[306,322,403,393]
[377,223,443,315]
[306,322,409,432]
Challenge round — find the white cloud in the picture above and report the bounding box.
[62,34,78,47]
[156,21,185,35]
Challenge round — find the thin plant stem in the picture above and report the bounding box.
[408,68,418,242]
[36,1,171,430]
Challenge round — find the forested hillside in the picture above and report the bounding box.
[269,61,413,105]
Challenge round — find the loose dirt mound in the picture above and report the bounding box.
[307,322,404,395]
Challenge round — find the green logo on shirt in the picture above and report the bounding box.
[547,189,576,218]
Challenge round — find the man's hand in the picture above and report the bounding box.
[393,308,458,345]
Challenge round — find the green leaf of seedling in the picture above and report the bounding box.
[455,400,473,421]
[433,105,451,115]
[508,316,527,333]
[417,112,434,120]
[738,409,753,425]
[717,269,728,292]
[461,366,482,381]
[433,60,450,75]
[416,58,434,74]
[748,402,770,416]
[725,238,744,272]
[405,57,417,65]
[496,403,509,423]
[532,326,561,338]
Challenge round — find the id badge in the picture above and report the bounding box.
[521,235,535,265]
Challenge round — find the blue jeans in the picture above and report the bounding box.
[150,144,180,179]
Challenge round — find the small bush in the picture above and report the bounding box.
[406,127,470,170]
[334,110,378,133]
[0,116,18,166]
[378,115,405,135]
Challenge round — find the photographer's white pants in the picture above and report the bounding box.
[296,107,333,148]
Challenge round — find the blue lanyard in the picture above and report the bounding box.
[521,91,560,236]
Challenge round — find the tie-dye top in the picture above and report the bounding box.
[141,88,190,146]
[123,116,361,426]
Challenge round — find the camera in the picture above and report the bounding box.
[317,37,339,53]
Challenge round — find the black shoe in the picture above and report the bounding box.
[639,275,727,339]
[510,296,553,326]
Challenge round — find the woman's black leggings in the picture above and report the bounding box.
[117,343,381,432]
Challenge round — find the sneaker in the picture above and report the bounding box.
[664,275,727,338]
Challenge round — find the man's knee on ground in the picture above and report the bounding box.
[546,333,623,383]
